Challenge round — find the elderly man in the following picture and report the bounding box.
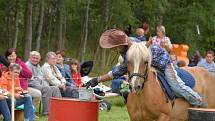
[26,51,62,116]
[197,50,215,77]
[42,52,78,98]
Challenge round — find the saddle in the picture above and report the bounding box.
[157,68,196,100]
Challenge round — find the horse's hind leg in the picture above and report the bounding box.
[157,113,170,121]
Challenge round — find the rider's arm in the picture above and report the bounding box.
[98,63,128,83]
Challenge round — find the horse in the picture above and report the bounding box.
[126,42,215,121]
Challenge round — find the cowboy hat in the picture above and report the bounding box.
[99,29,128,48]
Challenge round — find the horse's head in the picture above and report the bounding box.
[127,42,151,93]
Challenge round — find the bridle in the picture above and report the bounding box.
[128,61,149,90]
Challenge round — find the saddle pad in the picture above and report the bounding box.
[175,68,195,88]
[157,72,175,100]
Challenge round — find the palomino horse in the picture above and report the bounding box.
[126,42,215,121]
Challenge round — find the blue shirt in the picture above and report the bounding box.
[56,64,76,86]
[129,36,147,43]
[108,45,171,79]
[197,59,215,77]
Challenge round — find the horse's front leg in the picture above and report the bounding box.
[157,113,170,121]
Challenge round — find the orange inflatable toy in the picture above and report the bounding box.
[171,44,189,65]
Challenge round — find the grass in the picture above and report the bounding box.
[34,96,129,121]
[99,96,129,121]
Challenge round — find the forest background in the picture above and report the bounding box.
[0,0,214,75]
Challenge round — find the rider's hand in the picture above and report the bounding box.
[84,78,99,88]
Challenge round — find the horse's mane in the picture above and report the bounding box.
[127,42,152,68]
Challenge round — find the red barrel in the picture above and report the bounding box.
[48,98,99,121]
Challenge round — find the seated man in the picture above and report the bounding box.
[0,64,35,121]
[197,50,215,77]
[26,51,62,116]
[42,52,78,98]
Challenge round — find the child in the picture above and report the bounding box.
[70,59,83,87]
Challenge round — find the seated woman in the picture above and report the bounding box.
[69,59,83,87]
[0,64,35,121]
[56,50,76,87]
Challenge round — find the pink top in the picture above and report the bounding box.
[16,58,32,90]
[152,36,172,49]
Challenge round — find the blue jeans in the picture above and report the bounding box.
[111,78,124,93]
[0,99,11,121]
[165,63,203,106]
[15,94,35,121]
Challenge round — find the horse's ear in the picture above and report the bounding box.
[145,37,152,48]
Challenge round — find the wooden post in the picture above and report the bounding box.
[11,74,15,121]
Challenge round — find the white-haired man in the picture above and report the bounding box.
[26,51,62,116]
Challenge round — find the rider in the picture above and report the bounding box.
[85,29,206,107]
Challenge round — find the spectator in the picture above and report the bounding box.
[0,54,15,121]
[139,22,150,40]
[129,28,147,43]
[197,50,215,77]
[170,54,178,67]
[0,64,35,121]
[42,52,78,98]
[0,54,10,77]
[3,48,41,108]
[152,25,172,53]
[188,50,202,67]
[26,51,62,116]
[56,50,76,87]
[70,59,82,87]
[139,22,150,35]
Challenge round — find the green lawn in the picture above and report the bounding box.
[99,96,129,121]
[36,96,129,121]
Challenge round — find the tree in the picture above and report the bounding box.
[24,0,32,60]
[35,0,44,51]
[79,0,90,62]
[13,0,19,48]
